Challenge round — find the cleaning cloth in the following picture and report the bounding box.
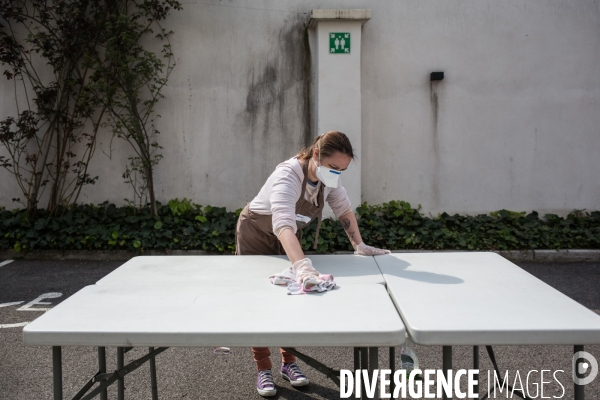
[269,258,336,295]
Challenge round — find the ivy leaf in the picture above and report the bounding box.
[154,221,163,230]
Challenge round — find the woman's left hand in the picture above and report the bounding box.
[354,242,391,256]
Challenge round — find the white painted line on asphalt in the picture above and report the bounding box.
[0,322,29,328]
[17,293,62,311]
[0,259,14,267]
[0,302,24,308]
[0,301,28,329]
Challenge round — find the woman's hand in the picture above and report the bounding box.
[354,242,391,256]
[338,211,390,255]
[292,258,320,288]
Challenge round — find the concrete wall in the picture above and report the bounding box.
[1,0,599,217]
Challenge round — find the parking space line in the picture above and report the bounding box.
[0,260,14,268]
[0,322,29,328]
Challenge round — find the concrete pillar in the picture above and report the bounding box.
[306,9,371,218]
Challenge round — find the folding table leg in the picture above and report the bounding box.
[98,347,107,400]
[53,346,62,400]
[442,346,452,400]
[351,348,360,398]
[473,346,479,396]
[369,348,379,398]
[389,347,396,396]
[149,347,158,400]
[360,347,368,400]
[574,345,585,400]
[117,347,125,400]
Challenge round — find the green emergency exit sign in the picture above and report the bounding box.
[329,32,350,54]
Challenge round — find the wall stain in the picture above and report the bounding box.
[301,27,313,150]
[244,63,281,162]
[430,80,442,208]
[236,15,313,192]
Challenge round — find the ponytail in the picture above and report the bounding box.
[296,130,357,162]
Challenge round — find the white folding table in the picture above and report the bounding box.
[23,254,404,400]
[23,252,600,400]
[375,252,600,400]
[94,254,387,286]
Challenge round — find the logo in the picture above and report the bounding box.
[572,351,598,386]
[339,369,480,398]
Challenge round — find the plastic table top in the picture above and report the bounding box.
[95,254,386,286]
[375,252,600,346]
[23,282,406,348]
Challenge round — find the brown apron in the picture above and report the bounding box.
[235,157,324,255]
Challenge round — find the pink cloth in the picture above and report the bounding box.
[269,259,336,295]
[248,156,351,236]
[269,268,336,295]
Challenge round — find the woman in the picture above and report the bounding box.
[235,130,390,396]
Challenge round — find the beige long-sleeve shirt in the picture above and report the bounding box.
[248,156,352,237]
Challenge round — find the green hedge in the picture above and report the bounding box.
[1,199,599,253]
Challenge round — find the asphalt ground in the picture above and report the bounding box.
[0,259,599,400]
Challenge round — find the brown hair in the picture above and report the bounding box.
[296,130,357,162]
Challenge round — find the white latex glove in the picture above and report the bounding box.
[291,258,320,288]
[354,242,391,256]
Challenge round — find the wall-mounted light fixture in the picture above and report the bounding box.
[430,72,444,81]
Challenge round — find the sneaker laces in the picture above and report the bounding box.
[259,370,274,387]
[286,363,306,380]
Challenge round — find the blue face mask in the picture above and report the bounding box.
[313,141,341,188]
